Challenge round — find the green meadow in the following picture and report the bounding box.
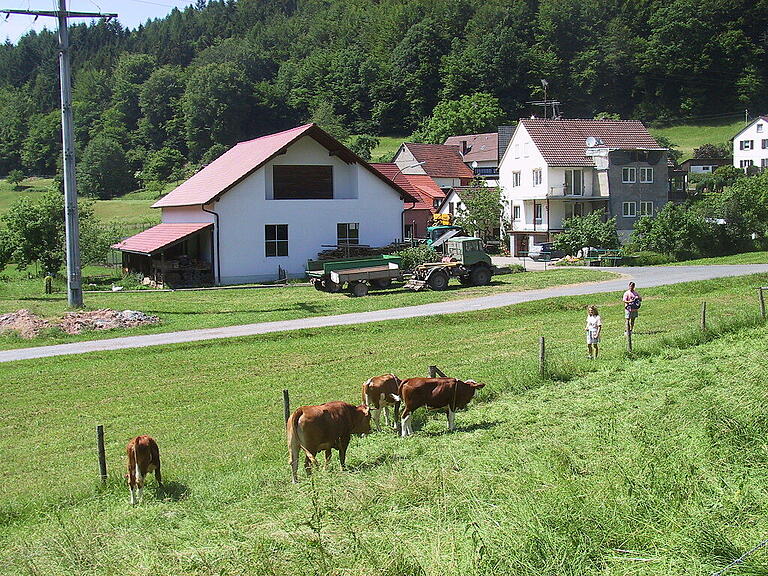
[1,273,767,575]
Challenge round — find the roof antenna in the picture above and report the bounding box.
[527,79,562,119]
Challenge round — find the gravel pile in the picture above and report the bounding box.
[0,309,51,338]
[0,309,159,338]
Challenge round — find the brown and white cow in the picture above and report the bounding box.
[398,377,485,437]
[286,401,371,483]
[126,435,161,505]
[362,373,401,430]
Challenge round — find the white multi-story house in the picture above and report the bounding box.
[733,116,768,172]
[113,124,414,285]
[499,118,669,255]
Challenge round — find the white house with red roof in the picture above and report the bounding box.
[732,116,768,172]
[499,118,668,255]
[392,142,475,190]
[113,124,414,285]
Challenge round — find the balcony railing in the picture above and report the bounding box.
[473,167,499,178]
[548,186,583,197]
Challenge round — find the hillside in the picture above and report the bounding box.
[2,273,767,574]
[650,118,744,160]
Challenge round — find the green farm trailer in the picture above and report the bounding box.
[306,255,403,297]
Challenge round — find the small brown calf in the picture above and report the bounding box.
[362,373,401,430]
[126,435,161,505]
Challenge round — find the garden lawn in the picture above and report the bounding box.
[0,267,616,349]
[1,273,767,575]
[0,177,53,216]
[666,250,768,266]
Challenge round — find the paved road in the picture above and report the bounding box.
[2,264,767,363]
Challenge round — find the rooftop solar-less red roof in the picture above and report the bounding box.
[443,132,498,163]
[371,163,445,211]
[404,143,475,179]
[111,223,212,255]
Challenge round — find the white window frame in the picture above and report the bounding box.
[513,205,521,221]
[640,201,653,216]
[532,168,542,186]
[762,139,768,149]
[514,144,520,158]
[622,202,637,217]
[740,140,754,150]
[640,167,654,183]
[758,124,764,133]
[622,167,636,183]
[762,159,768,169]
[512,171,521,187]
[534,203,543,225]
[740,159,754,168]
[565,169,583,195]
[523,142,530,157]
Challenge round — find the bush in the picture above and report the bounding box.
[395,245,439,271]
[77,136,135,198]
[554,211,619,256]
[625,251,675,266]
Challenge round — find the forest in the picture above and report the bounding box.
[0,0,765,196]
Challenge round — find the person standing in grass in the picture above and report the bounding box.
[585,305,602,359]
[623,281,641,334]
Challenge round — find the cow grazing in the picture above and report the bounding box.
[398,377,485,437]
[286,401,371,483]
[362,373,401,430]
[126,435,161,505]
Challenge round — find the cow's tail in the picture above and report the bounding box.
[286,408,316,463]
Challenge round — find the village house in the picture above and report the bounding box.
[499,118,669,255]
[444,132,499,183]
[732,116,768,172]
[113,124,414,286]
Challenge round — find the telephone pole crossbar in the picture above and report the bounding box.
[1,2,118,308]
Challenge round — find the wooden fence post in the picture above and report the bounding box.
[759,288,766,320]
[429,365,437,378]
[96,425,107,482]
[539,336,545,377]
[283,389,290,424]
[701,301,707,331]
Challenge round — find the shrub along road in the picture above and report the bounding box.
[1,264,767,363]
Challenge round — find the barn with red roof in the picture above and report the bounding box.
[113,124,415,286]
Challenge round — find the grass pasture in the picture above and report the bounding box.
[2,273,768,575]
[649,118,743,160]
[0,267,616,349]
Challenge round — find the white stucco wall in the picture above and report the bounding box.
[498,124,549,230]
[206,135,403,284]
[161,206,214,224]
[733,118,768,171]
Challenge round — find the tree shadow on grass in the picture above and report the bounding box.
[157,480,189,502]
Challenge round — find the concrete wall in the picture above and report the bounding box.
[606,150,669,235]
[188,135,403,284]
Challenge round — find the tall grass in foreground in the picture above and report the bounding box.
[2,274,768,575]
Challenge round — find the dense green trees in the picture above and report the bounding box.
[77,136,134,199]
[413,93,503,144]
[554,211,620,256]
[0,0,765,191]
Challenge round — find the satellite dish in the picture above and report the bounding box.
[585,136,598,147]
[471,160,478,169]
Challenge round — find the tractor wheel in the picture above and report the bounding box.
[350,281,369,297]
[459,275,472,286]
[427,270,450,291]
[371,278,392,290]
[470,266,491,286]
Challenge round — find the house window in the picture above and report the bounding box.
[640,201,653,216]
[512,171,521,187]
[761,159,768,169]
[565,169,583,195]
[640,167,654,183]
[433,198,441,210]
[273,165,333,199]
[622,167,636,183]
[532,168,542,186]
[523,142,529,157]
[337,223,359,245]
[534,203,542,224]
[762,139,768,149]
[740,159,754,168]
[513,205,521,221]
[265,224,288,257]
[758,124,764,133]
[514,144,520,158]
[622,202,637,217]
[740,140,754,151]
[404,224,414,239]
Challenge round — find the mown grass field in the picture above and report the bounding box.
[1,273,768,575]
[666,251,768,266]
[368,135,406,162]
[649,119,743,160]
[0,266,615,349]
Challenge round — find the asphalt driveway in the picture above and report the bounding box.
[1,264,767,363]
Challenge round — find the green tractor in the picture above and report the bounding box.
[406,236,495,291]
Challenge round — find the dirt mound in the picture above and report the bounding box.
[0,309,159,338]
[0,309,51,338]
[58,309,160,335]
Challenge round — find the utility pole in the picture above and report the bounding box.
[1,1,117,307]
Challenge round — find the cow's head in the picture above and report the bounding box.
[464,379,485,389]
[354,404,372,435]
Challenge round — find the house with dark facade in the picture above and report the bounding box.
[498,118,669,255]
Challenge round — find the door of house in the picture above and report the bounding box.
[516,235,529,256]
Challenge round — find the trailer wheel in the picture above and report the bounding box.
[350,281,369,297]
[459,274,472,285]
[427,270,450,291]
[371,278,392,289]
[321,278,342,293]
[312,279,324,291]
[470,265,491,286]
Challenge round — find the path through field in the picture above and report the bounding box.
[2,264,767,363]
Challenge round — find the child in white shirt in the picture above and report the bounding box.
[585,305,602,359]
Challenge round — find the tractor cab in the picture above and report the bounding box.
[445,237,492,267]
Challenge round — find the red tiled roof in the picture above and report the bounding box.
[403,143,475,179]
[154,124,415,208]
[443,132,498,163]
[111,223,212,255]
[371,164,445,211]
[519,118,664,167]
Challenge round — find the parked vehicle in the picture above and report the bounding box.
[405,237,496,291]
[528,242,565,261]
[306,255,403,297]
